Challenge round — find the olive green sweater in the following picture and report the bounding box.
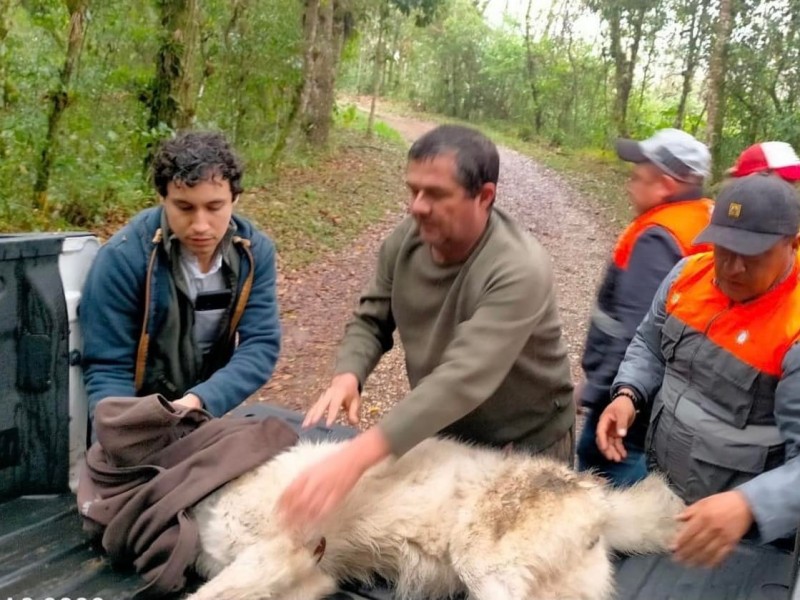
[335,208,575,456]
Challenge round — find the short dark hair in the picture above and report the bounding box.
[151,131,244,198]
[408,125,500,196]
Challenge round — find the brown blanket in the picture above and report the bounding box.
[77,395,298,597]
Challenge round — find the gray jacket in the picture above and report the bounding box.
[613,256,800,543]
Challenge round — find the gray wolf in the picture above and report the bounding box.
[187,436,684,600]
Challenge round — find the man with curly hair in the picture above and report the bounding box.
[79,131,280,435]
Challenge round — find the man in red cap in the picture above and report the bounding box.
[730,142,800,265]
[729,142,800,182]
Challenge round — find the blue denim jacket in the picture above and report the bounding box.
[79,206,281,421]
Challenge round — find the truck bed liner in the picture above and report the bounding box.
[1,404,797,600]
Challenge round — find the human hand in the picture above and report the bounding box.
[277,446,365,534]
[303,373,361,428]
[595,391,637,462]
[173,393,203,410]
[671,491,754,568]
[277,428,389,533]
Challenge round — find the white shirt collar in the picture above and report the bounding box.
[179,245,223,280]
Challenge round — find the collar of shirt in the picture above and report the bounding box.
[179,245,224,281]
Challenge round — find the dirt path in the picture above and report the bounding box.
[256,106,616,428]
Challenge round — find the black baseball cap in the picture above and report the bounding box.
[694,173,800,256]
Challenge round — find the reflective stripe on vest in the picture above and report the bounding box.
[647,252,800,503]
[590,304,627,339]
[612,199,714,270]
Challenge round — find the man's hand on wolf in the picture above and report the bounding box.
[595,393,637,462]
[671,491,754,568]
[304,373,362,428]
[277,427,390,533]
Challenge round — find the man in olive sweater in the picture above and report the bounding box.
[279,125,575,529]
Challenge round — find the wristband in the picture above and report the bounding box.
[612,389,640,414]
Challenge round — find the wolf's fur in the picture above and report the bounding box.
[187,437,684,600]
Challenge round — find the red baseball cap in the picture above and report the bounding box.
[729,142,800,182]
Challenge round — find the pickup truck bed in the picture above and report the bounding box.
[2,404,798,600]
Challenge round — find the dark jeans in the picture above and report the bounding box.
[577,406,647,487]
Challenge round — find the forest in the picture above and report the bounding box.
[1,0,798,234]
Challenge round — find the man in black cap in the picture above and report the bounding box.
[577,128,713,486]
[596,173,800,567]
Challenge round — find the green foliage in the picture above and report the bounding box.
[339,0,800,183]
[5,0,800,236]
[341,0,611,148]
[716,0,800,170]
[0,0,305,232]
[391,0,443,26]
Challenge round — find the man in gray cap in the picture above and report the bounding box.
[577,128,714,486]
[615,128,713,184]
[596,173,800,567]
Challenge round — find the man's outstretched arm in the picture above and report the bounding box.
[305,221,410,427]
[287,251,554,529]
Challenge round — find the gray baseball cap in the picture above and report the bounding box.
[616,128,711,182]
[694,174,800,256]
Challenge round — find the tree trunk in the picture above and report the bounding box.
[603,0,652,137]
[524,0,544,134]
[784,1,800,113]
[567,27,580,135]
[674,1,702,129]
[618,5,646,136]
[450,57,459,116]
[269,79,305,168]
[0,0,14,110]
[298,0,319,125]
[355,40,364,92]
[33,0,89,211]
[637,37,655,118]
[366,2,388,138]
[764,3,799,116]
[385,16,401,93]
[332,1,350,78]
[223,0,250,145]
[608,8,627,136]
[299,0,336,146]
[687,101,706,136]
[705,0,733,179]
[313,0,336,145]
[147,0,199,133]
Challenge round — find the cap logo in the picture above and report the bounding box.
[728,202,742,218]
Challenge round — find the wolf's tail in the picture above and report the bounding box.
[602,474,685,554]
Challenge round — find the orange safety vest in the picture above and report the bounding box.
[612,199,714,270]
[666,252,800,377]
